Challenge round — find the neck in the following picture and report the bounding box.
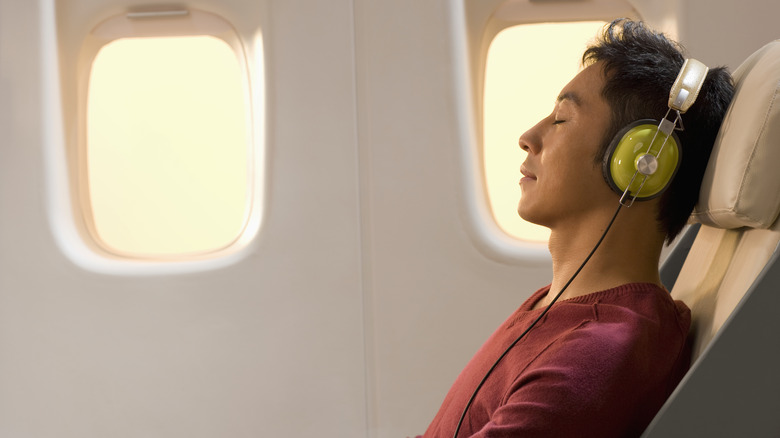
[541,202,665,307]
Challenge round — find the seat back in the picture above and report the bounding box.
[643,40,780,437]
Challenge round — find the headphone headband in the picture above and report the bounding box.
[669,59,709,113]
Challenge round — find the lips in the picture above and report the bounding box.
[520,165,537,184]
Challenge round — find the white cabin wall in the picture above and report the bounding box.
[1,0,367,436]
[631,0,780,70]
[354,1,552,435]
[678,0,780,70]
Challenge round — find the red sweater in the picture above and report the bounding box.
[421,283,691,438]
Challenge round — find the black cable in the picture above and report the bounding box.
[452,202,624,438]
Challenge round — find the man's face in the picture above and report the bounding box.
[517,62,617,229]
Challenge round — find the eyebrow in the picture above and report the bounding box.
[556,91,583,107]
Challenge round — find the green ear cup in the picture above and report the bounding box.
[602,119,681,201]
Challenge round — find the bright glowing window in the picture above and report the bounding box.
[85,26,253,258]
[483,21,607,243]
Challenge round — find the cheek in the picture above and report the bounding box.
[544,146,599,180]
[568,135,608,182]
[544,150,610,196]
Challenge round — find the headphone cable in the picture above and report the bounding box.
[452,202,624,438]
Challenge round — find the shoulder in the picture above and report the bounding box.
[586,283,690,339]
[540,283,690,376]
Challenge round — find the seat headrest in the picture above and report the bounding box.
[692,40,780,229]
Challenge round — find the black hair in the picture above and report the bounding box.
[583,19,734,243]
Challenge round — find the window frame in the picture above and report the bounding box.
[39,5,266,274]
[74,8,262,264]
[449,0,636,263]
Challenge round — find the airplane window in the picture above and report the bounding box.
[483,21,607,243]
[86,35,252,257]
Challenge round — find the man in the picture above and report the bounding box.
[419,19,734,437]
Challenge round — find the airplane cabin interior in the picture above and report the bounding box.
[1,0,778,436]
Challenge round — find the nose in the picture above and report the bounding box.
[518,119,543,154]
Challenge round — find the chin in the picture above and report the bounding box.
[517,205,540,226]
[517,202,554,229]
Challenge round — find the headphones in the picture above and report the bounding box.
[602,58,709,206]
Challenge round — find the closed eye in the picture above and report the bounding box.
[552,119,566,125]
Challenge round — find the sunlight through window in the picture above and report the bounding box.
[87,35,250,257]
[483,21,607,243]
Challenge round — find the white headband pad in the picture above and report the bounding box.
[669,58,709,113]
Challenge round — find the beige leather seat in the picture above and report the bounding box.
[643,40,780,437]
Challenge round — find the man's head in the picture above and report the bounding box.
[583,19,735,242]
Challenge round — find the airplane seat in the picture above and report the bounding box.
[642,40,780,437]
